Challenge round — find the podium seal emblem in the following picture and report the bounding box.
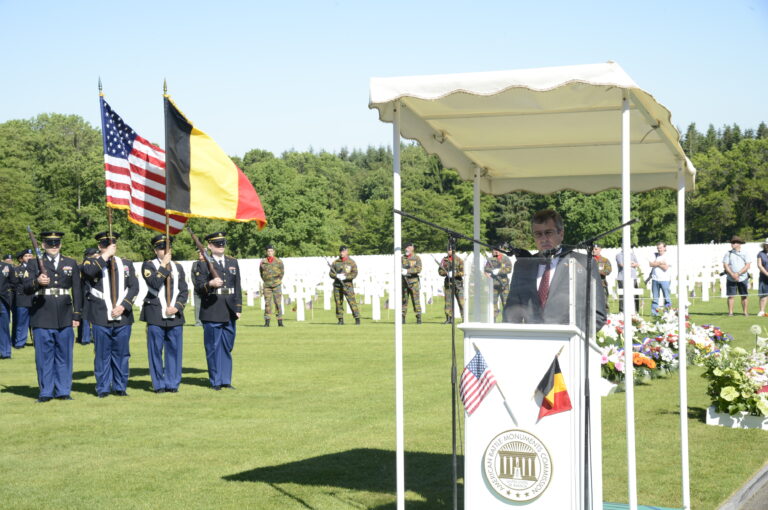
[482,429,552,502]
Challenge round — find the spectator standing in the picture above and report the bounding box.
[649,242,673,316]
[723,236,750,316]
[758,239,768,317]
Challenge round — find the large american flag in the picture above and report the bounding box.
[100,96,187,234]
[459,350,497,415]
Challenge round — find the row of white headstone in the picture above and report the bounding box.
[126,242,765,319]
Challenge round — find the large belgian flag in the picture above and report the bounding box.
[535,356,572,420]
[163,95,267,227]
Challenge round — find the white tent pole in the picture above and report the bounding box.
[393,105,405,510]
[677,164,691,510]
[473,166,481,320]
[621,93,638,510]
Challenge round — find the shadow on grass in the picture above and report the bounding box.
[1,385,39,399]
[223,448,463,510]
[656,406,708,424]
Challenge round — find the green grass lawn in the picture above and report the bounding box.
[1,293,766,509]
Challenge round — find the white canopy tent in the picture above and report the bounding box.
[369,61,696,510]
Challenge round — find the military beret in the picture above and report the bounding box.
[83,247,99,258]
[2,253,12,261]
[265,244,275,250]
[339,245,348,252]
[16,248,33,260]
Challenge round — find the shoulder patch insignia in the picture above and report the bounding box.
[143,269,152,278]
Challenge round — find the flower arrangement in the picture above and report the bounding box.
[700,324,768,417]
[597,312,731,384]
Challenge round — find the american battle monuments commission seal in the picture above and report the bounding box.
[483,429,552,503]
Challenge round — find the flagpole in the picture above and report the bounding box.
[165,213,172,306]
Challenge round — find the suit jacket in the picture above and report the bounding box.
[193,256,241,323]
[80,256,139,327]
[23,255,82,329]
[502,247,607,331]
[140,260,188,327]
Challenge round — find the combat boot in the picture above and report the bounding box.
[442,317,452,324]
[416,314,422,325]
[337,318,344,325]
[264,319,270,327]
[278,320,284,327]
[355,317,361,325]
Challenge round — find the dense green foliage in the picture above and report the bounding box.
[0,115,766,259]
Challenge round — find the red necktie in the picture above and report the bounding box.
[538,262,551,306]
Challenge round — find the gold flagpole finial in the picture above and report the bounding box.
[163,78,167,96]
[98,77,103,96]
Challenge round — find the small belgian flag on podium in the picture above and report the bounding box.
[535,356,572,421]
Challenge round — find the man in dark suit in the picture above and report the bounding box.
[140,234,188,393]
[81,232,139,397]
[22,231,82,401]
[192,232,241,390]
[503,209,606,331]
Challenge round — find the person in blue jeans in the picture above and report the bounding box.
[649,242,672,316]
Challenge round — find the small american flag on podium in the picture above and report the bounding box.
[460,350,497,415]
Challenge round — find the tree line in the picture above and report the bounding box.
[0,114,766,261]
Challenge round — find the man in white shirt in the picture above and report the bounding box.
[649,242,672,316]
[723,235,750,316]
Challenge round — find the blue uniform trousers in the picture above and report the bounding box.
[13,306,30,348]
[92,324,131,394]
[77,318,92,344]
[146,324,183,391]
[202,320,235,387]
[0,301,10,358]
[33,327,74,398]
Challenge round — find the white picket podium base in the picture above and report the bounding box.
[459,322,602,510]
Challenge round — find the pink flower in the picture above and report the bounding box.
[601,354,609,364]
[615,361,625,372]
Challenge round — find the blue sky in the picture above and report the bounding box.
[1,0,766,156]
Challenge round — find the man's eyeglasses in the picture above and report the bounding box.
[532,229,561,239]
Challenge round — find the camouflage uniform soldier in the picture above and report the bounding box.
[593,244,612,301]
[329,245,360,325]
[438,248,464,324]
[484,248,512,321]
[260,245,284,327]
[401,241,422,324]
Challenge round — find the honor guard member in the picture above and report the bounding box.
[259,244,284,327]
[401,241,422,324]
[141,235,188,393]
[0,255,13,359]
[438,247,465,324]
[484,247,512,321]
[22,231,82,401]
[81,232,139,397]
[193,232,241,390]
[77,248,99,345]
[12,249,34,349]
[329,245,360,325]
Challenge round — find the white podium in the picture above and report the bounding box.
[459,321,603,509]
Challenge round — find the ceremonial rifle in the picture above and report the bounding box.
[26,226,47,277]
[187,227,220,280]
